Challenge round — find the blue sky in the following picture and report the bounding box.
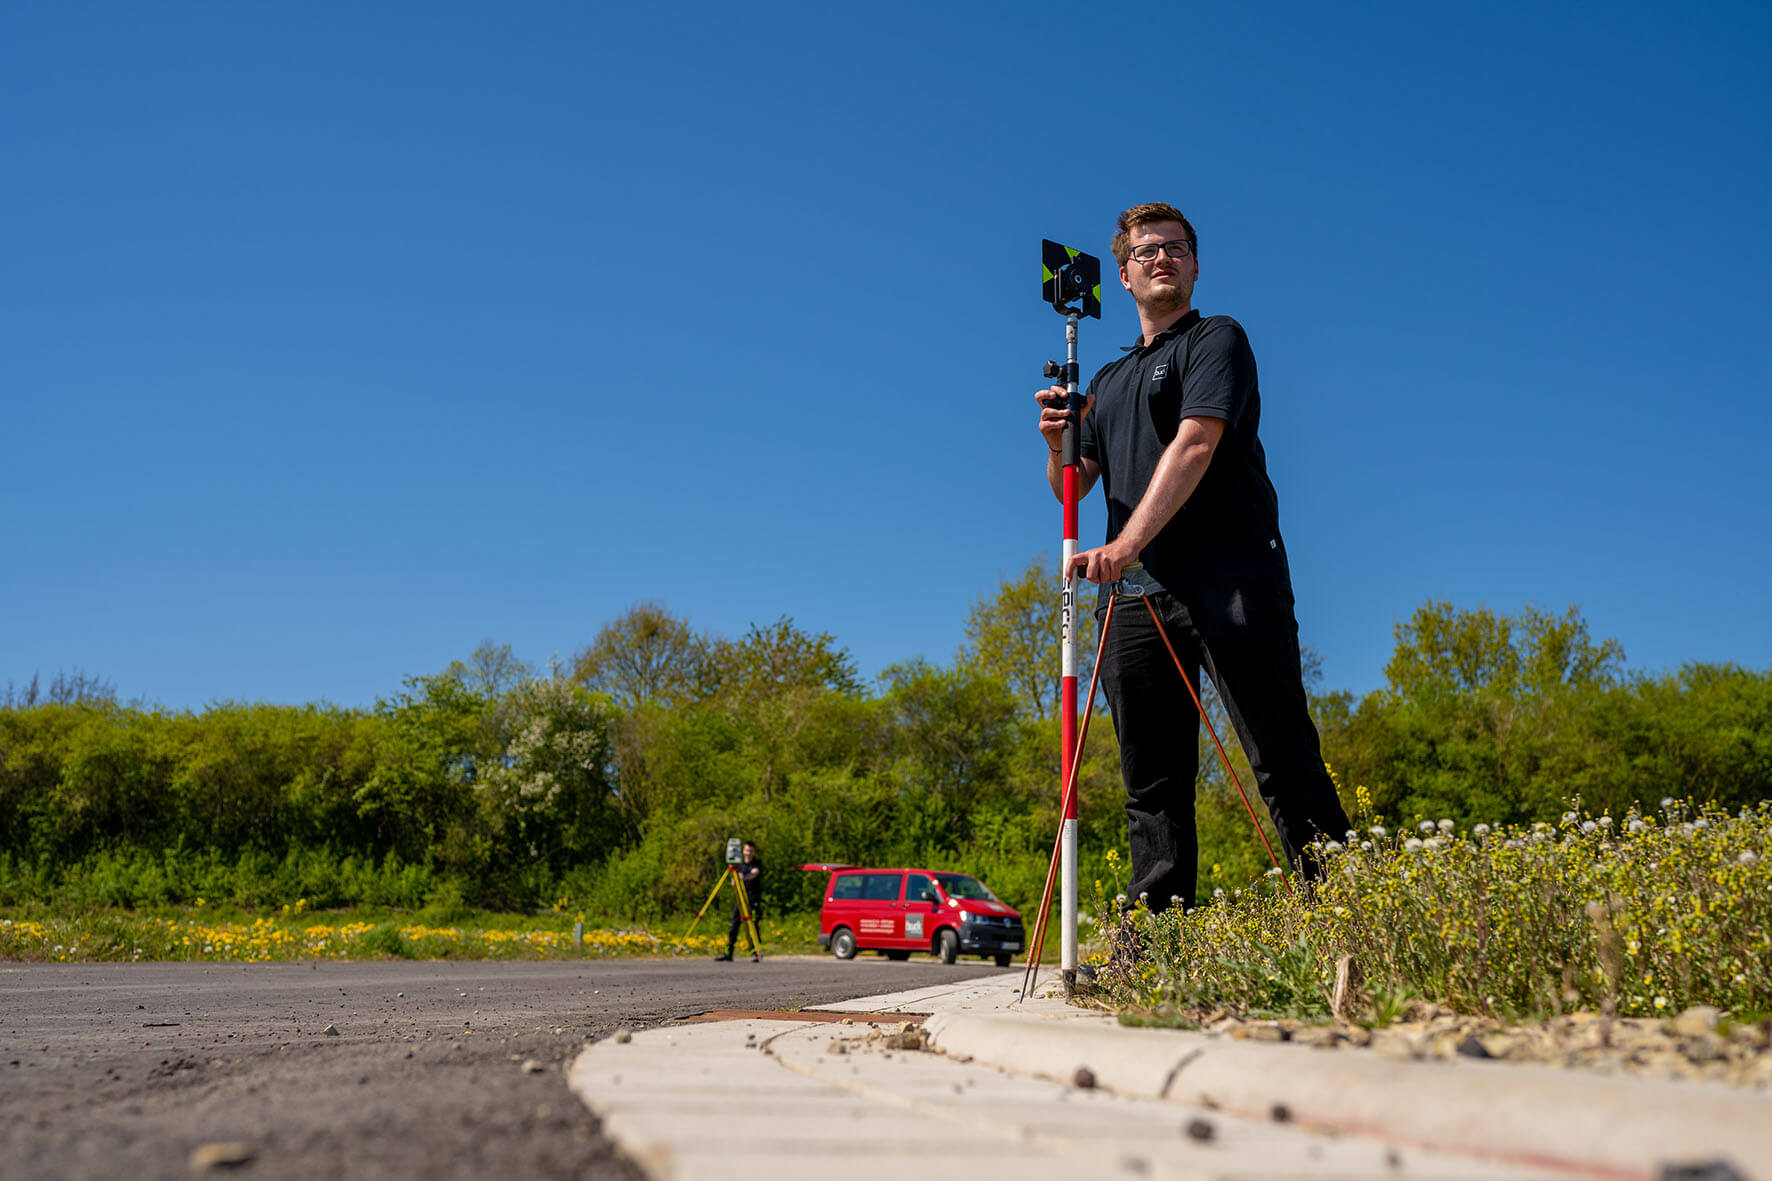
[4,2,1769,711]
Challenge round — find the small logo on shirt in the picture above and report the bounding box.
[1151,363,1169,381]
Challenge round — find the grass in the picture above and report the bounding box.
[0,899,830,964]
[1090,799,1772,1024]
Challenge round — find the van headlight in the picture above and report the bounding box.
[958,910,975,924]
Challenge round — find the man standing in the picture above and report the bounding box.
[1037,202,1350,929]
[714,841,763,963]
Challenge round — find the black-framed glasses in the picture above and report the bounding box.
[1129,239,1194,263]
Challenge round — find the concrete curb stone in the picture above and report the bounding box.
[918,974,1770,1180]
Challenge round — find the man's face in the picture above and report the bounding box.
[742,844,755,862]
[1119,220,1198,315]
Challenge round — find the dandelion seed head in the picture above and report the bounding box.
[1561,811,1578,824]
[1473,824,1490,837]
[1418,820,1435,834]
[1627,819,1646,834]
[1360,841,1372,851]
[1741,851,1759,866]
[1369,826,1387,839]
[1581,821,1598,834]
[1436,819,1455,834]
[1404,837,1424,852]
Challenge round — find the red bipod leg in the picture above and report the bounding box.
[1021,596,1116,1000]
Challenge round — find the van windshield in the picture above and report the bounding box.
[933,873,998,902]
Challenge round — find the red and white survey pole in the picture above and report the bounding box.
[1040,240,1100,989]
[1057,313,1083,983]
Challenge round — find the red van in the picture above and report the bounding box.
[801,864,1025,966]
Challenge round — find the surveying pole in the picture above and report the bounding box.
[1041,240,1101,990]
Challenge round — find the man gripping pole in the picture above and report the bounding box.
[1036,203,1351,974]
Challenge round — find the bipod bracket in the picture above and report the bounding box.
[1042,239,1102,319]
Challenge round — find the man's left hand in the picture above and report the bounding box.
[1068,541,1138,584]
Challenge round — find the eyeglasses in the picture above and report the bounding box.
[1128,239,1194,264]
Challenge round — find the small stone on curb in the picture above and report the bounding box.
[1073,1066,1097,1089]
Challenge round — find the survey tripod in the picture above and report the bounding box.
[687,864,763,960]
[1022,241,1285,1001]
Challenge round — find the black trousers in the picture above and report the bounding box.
[1096,583,1350,913]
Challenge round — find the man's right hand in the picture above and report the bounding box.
[1037,385,1094,453]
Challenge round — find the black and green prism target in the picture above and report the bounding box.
[1041,239,1101,318]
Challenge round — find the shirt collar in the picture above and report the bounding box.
[1121,308,1202,352]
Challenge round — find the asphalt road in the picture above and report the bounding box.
[1,956,1002,1180]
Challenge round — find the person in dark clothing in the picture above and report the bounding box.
[714,841,763,963]
[1036,202,1351,921]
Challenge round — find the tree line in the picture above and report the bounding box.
[2,560,1767,917]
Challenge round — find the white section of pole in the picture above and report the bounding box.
[1060,547,1077,678]
[1061,819,1078,972]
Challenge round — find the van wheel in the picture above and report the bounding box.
[884,950,911,961]
[994,953,1012,968]
[935,929,958,965]
[831,928,857,960]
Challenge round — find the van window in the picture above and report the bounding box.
[905,873,937,904]
[861,873,904,901]
[832,872,903,901]
[933,873,999,902]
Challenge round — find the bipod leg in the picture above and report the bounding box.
[1137,596,1288,884]
[685,867,733,938]
[1022,595,1117,1001]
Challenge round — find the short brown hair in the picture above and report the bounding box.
[1111,202,1197,267]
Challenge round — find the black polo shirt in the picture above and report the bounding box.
[1078,310,1292,602]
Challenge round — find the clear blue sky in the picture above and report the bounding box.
[5,2,1769,711]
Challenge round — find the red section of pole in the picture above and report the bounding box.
[1062,464,1078,541]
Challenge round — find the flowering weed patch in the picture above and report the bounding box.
[1100,800,1771,1023]
[0,904,817,963]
